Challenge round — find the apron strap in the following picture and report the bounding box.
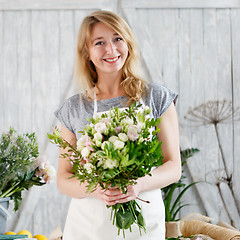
[93,87,98,117]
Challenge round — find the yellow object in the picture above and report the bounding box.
[4,231,16,235]
[17,230,32,238]
[33,234,48,240]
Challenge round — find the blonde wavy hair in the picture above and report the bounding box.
[74,10,148,102]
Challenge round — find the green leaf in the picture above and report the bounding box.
[116,208,135,229]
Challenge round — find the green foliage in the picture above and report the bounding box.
[0,128,44,211]
[163,148,200,222]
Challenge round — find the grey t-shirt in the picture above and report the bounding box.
[55,82,177,139]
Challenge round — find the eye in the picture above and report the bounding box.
[95,41,104,46]
[114,37,123,42]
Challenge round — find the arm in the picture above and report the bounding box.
[57,124,124,202]
[57,124,89,198]
[137,102,182,191]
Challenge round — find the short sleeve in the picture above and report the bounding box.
[147,83,178,119]
[54,100,74,134]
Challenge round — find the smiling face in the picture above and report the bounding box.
[88,22,129,77]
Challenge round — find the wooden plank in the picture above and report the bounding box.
[16,10,32,133]
[123,8,164,84]
[0,0,117,10]
[184,8,229,222]
[177,9,206,217]
[122,0,240,9]
[2,11,18,131]
[231,9,240,211]
[0,11,4,132]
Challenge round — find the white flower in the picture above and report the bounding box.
[118,133,128,142]
[81,147,90,158]
[101,141,110,150]
[101,117,111,124]
[122,117,134,126]
[36,159,56,183]
[109,136,119,143]
[103,158,118,169]
[95,140,102,147]
[77,138,85,151]
[136,122,145,133]
[127,126,139,141]
[95,122,107,134]
[84,163,94,174]
[94,132,102,142]
[113,140,125,149]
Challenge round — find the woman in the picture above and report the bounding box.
[55,10,181,240]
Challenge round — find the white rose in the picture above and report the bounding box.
[84,163,94,174]
[95,122,107,134]
[94,132,102,142]
[127,126,139,141]
[81,147,90,158]
[103,158,118,169]
[122,117,134,126]
[109,136,119,143]
[118,133,128,142]
[113,140,125,149]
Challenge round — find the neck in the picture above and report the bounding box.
[95,71,125,99]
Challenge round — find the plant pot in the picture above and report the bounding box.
[0,197,11,234]
[165,221,182,238]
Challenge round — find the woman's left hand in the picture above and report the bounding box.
[104,183,141,206]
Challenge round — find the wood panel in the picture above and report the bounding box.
[232,9,240,210]
[1,0,240,235]
[121,0,240,9]
[122,5,240,227]
[0,0,118,11]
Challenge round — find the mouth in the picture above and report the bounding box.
[103,56,120,63]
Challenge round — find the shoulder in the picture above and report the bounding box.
[144,82,178,118]
[57,93,89,111]
[146,82,177,103]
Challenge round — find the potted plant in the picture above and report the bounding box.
[163,148,200,238]
[0,127,55,234]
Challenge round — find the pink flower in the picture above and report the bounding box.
[127,126,139,141]
[115,126,122,134]
[35,156,56,183]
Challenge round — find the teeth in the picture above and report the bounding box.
[105,56,119,62]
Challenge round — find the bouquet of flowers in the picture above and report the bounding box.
[48,102,163,237]
[0,128,56,211]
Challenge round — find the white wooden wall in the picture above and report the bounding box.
[0,0,240,236]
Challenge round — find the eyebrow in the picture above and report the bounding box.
[91,33,120,43]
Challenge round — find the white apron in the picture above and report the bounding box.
[63,94,165,240]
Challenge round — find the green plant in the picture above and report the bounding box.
[0,127,55,211]
[163,148,200,222]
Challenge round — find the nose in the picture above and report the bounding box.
[105,41,116,54]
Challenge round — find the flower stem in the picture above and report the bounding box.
[214,124,240,214]
[216,182,236,228]
[136,197,150,204]
[0,182,20,198]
